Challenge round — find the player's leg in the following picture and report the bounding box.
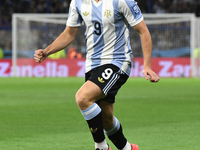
[99,100,139,150]
[98,100,114,129]
[75,64,123,150]
[97,66,139,150]
[75,80,109,150]
[76,80,105,110]
[76,64,137,150]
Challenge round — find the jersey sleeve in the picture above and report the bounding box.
[66,0,83,27]
[118,0,143,27]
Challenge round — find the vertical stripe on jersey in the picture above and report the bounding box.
[75,0,83,24]
[91,3,104,70]
[110,0,129,68]
[67,0,83,25]
[100,1,115,64]
[81,0,94,72]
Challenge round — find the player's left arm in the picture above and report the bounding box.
[132,20,160,82]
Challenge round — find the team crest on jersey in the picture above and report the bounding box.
[83,11,89,16]
[104,9,111,18]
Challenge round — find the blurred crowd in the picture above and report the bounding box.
[0,0,200,58]
[0,0,200,27]
[0,0,71,27]
[138,0,200,15]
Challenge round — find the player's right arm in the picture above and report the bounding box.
[34,26,79,63]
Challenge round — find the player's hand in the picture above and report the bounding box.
[34,49,48,63]
[142,67,160,83]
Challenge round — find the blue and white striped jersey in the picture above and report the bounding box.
[67,0,143,75]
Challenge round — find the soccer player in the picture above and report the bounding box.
[34,0,160,149]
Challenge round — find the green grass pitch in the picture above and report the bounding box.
[0,77,200,150]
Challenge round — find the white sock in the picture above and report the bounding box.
[95,139,108,150]
[121,142,131,150]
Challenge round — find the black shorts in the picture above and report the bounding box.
[85,64,129,103]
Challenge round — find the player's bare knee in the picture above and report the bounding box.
[75,91,89,109]
[75,91,84,106]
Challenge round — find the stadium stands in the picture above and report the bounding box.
[0,0,199,58]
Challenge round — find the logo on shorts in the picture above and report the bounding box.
[98,77,105,83]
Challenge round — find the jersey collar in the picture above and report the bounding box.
[91,0,103,3]
[92,0,103,7]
